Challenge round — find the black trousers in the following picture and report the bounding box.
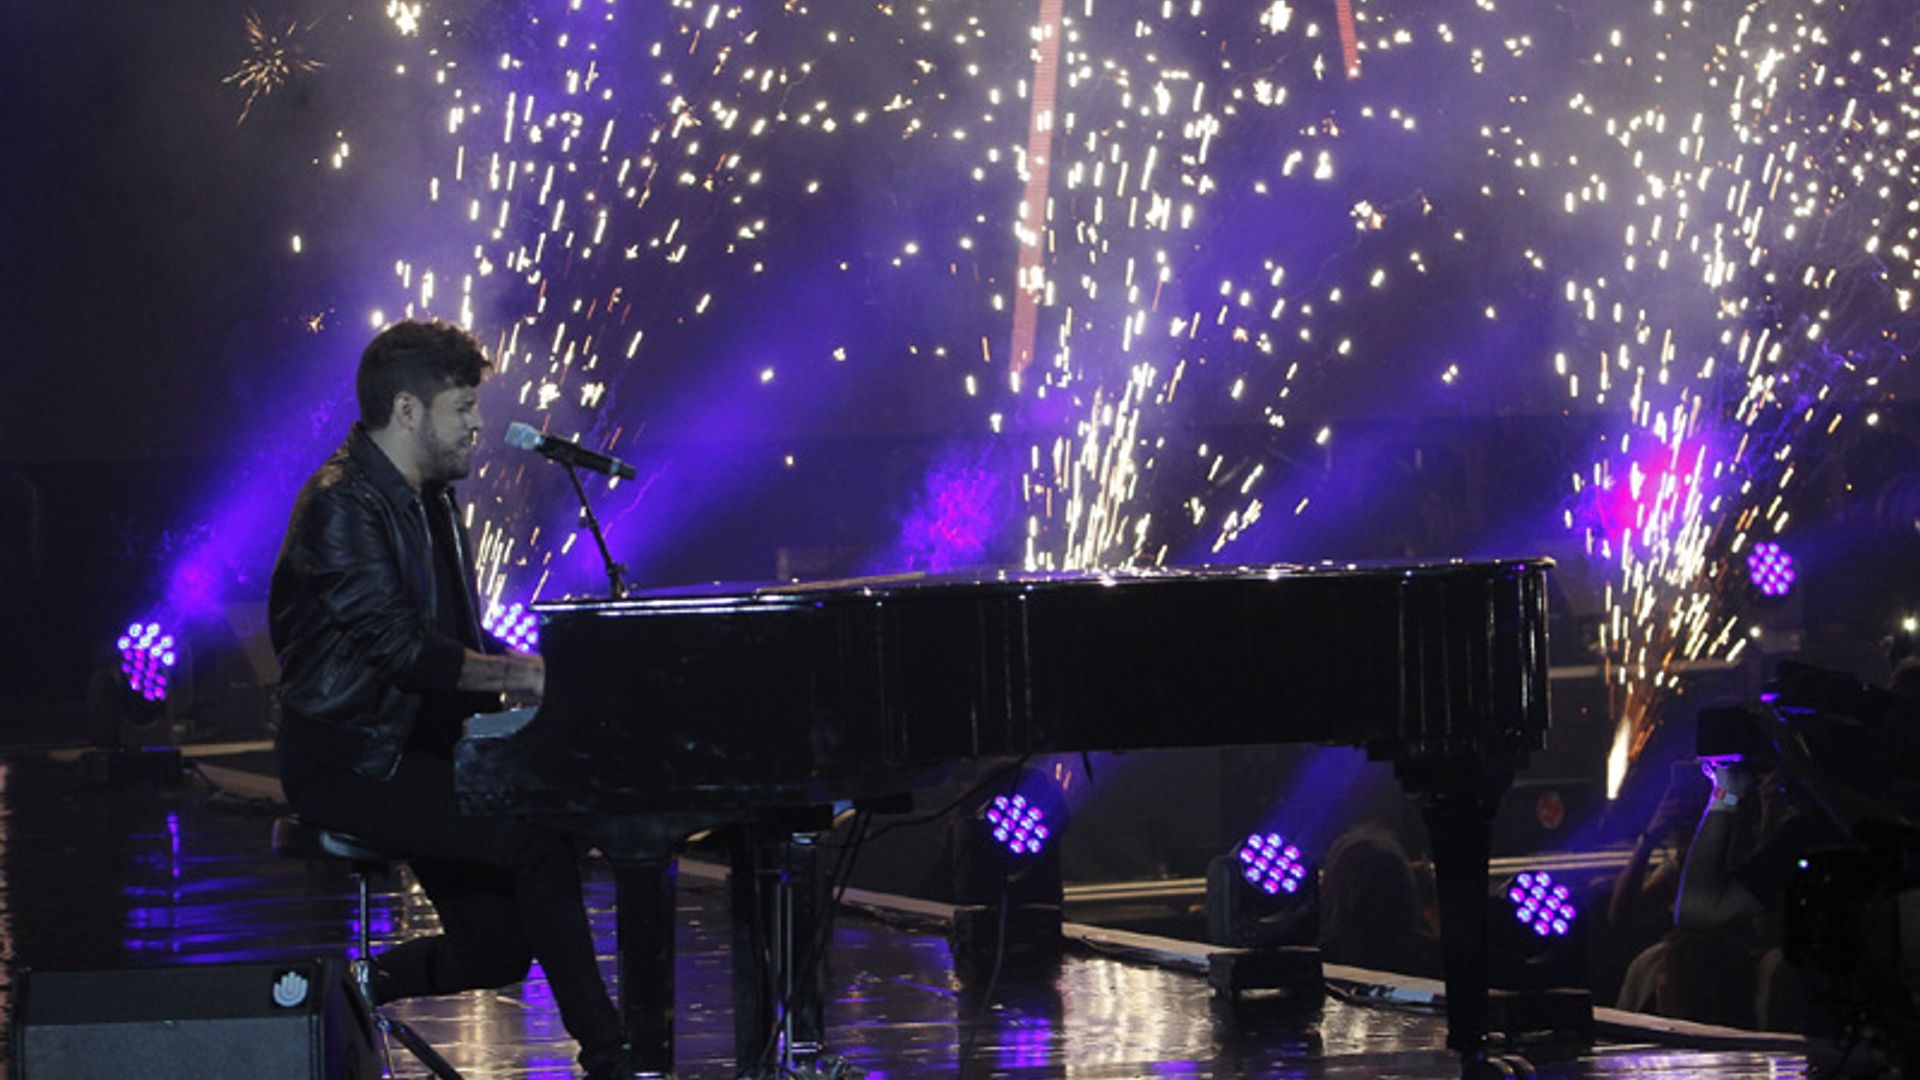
[279,751,625,1066]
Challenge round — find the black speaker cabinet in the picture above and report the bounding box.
[16,958,377,1079]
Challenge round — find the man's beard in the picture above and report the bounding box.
[417,425,472,483]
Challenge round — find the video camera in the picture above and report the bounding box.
[1696,660,1913,768]
[1693,704,1777,767]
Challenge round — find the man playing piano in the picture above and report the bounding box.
[269,319,631,1079]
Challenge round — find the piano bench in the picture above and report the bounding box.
[269,817,467,1079]
[269,815,408,975]
[269,815,401,982]
[271,816,404,872]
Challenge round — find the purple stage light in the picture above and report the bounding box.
[484,600,541,652]
[983,794,1051,856]
[1745,541,1796,598]
[1235,831,1310,897]
[1504,871,1578,938]
[895,449,1007,573]
[115,621,179,703]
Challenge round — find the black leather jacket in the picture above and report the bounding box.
[270,423,493,779]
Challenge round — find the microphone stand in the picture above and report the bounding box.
[564,463,629,599]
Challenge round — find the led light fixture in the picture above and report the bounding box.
[1504,870,1578,939]
[116,621,179,703]
[1207,830,1319,950]
[1746,541,1796,599]
[983,794,1051,857]
[484,600,541,652]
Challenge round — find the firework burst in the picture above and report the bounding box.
[224,12,323,125]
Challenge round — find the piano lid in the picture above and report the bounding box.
[531,557,1556,613]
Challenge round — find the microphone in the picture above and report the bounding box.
[504,421,637,480]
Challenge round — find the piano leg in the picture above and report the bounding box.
[729,832,770,1073]
[728,828,828,1077]
[1398,752,1522,1079]
[779,835,829,1063]
[612,857,679,1077]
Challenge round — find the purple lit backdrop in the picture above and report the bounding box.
[82,2,1908,619]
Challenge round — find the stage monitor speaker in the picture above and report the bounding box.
[16,958,377,1079]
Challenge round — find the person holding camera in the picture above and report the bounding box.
[1672,658,1920,1032]
[1608,769,1755,1024]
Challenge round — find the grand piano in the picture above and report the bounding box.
[454,558,1553,1078]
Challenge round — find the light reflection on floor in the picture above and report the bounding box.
[0,756,1814,1079]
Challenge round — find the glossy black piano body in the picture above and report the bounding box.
[455,559,1553,1076]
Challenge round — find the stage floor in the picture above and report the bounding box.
[0,751,1815,1078]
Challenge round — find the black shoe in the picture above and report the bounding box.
[579,1040,634,1080]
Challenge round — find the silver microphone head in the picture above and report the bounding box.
[504,421,544,451]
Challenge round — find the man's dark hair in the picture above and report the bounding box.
[356,320,491,428]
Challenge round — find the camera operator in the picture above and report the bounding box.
[1673,754,1834,932]
[1673,655,1920,1032]
[1608,762,1744,1023]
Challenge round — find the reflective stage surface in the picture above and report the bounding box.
[0,753,1813,1078]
